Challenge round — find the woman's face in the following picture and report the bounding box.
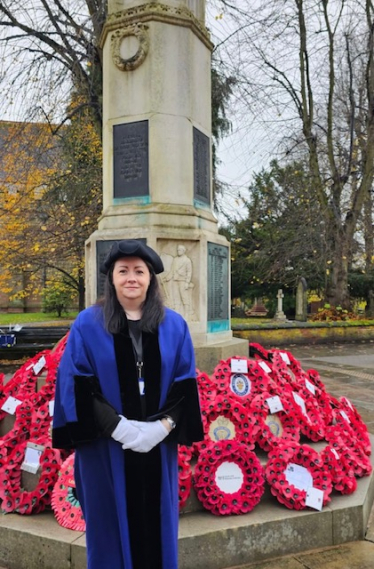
[112,257,151,307]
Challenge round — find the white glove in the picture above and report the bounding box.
[111,415,139,446]
[122,420,169,453]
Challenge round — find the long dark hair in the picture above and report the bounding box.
[97,261,165,334]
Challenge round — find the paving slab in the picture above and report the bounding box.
[225,541,374,569]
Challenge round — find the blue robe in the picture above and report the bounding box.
[52,306,203,569]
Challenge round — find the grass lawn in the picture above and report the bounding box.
[0,312,77,326]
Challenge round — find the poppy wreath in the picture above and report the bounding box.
[178,445,193,511]
[201,393,256,449]
[0,400,34,445]
[279,351,310,385]
[324,423,372,478]
[248,343,274,367]
[196,371,218,407]
[211,357,270,406]
[51,453,86,532]
[193,439,265,516]
[267,351,299,393]
[296,380,333,428]
[306,369,326,392]
[249,393,300,452]
[320,445,357,495]
[337,397,371,456]
[0,436,63,515]
[281,388,326,442]
[265,442,333,510]
[0,350,52,418]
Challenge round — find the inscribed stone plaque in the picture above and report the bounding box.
[96,239,147,299]
[193,127,210,205]
[207,243,229,321]
[113,121,149,198]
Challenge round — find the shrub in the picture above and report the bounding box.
[42,280,75,317]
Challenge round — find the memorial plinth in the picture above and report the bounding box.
[85,0,247,369]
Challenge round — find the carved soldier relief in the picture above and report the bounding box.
[159,241,198,321]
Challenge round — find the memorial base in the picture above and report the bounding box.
[194,337,248,375]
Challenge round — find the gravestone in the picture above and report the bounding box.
[273,289,287,322]
[85,0,247,371]
[295,277,308,322]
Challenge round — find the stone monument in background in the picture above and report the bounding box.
[85,0,248,371]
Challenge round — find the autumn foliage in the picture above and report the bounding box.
[0,98,102,311]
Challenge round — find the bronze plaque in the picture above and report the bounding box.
[113,121,149,198]
[193,127,210,205]
[207,243,229,321]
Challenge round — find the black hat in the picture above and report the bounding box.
[100,240,164,275]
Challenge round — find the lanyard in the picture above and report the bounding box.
[128,326,146,417]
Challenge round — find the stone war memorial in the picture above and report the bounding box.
[85,0,248,372]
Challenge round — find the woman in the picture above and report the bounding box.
[52,239,203,569]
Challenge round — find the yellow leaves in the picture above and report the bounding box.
[326,260,332,265]
[41,225,47,231]
[215,13,224,20]
[33,243,40,252]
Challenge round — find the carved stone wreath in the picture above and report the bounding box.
[111,24,149,72]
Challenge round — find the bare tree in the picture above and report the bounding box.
[214,0,374,308]
[0,0,105,132]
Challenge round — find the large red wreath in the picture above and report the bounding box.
[324,423,372,478]
[265,442,333,510]
[249,392,300,452]
[178,445,193,511]
[336,397,371,456]
[51,453,85,531]
[199,393,256,450]
[0,436,63,514]
[281,387,326,442]
[193,440,265,516]
[320,445,357,495]
[211,357,270,407]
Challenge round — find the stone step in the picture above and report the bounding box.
[0,445,373,569]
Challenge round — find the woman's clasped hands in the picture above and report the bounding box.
[111,416,169,453]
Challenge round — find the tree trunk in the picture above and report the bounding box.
[326,225,351,309]
[78,273,85,312]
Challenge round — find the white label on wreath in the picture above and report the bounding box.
[340,410,351,423]
[280,352,291,365]
[49,400,55,417]
[33,355,46,375]
[331,448,340,459]
[215,461,244,494]
[21,442,45,474]
[305,379,316,395]
[230,373,251,397]
[305,487,324,511]
[293,392,308,416]
[230,359,248,373]
[1,396,22,415]
[285,463,313,491]
[342,397,354,411]
[266,395,284,414]
[208,417,236,441]
[259,361,272,373]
